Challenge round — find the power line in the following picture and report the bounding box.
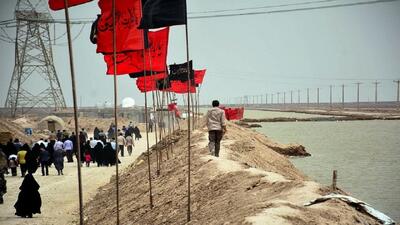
[188,0,400,19]
[0,0,398,26]
[209,71,399,82]
[188,0,340,14]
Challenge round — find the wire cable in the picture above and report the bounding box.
[188,0,400,19]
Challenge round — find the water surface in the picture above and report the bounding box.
[251,112,400,222]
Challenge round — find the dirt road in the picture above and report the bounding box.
[0,134,155,225]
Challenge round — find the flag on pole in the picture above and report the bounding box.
[136,73,167,92]
[48,0,92,10]
[169,61,194,81]
[104,28,169,76]
[169,80,196,94]
[139,0,187,29]
[96,0,144,54]
[194,69,206,85]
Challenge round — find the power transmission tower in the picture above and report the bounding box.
[4,0,66,116]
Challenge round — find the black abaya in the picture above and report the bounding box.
[14,173,41,217]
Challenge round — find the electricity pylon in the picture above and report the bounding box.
[4,0,66,116]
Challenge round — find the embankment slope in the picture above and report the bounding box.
[83,122,381,225]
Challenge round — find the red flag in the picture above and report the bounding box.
[48,0,92,10]
[223,107,244,121]
[97,0,144,54]
[167,103,177,111]
[104,28,169,75]
[136,73,167,92]
[194,69,206,85]
[167,103,182,119]
[169,80,196,94]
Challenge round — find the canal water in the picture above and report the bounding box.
[246,110,400,222]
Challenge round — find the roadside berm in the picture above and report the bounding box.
[83,121,383,225]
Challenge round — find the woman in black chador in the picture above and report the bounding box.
[14,173,42,218]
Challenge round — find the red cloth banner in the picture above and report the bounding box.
[167,103,181,118]
[104,28,169,75]
[194,69,206,85]
[169,80,196,94]
[136,73,167,92]
[97,0,144,54]
[223,107,244,121]
[49,0,92,10]
[167,103,177,111]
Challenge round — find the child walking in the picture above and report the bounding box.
[85,150,91,167]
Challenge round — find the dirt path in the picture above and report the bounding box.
[0,134,155,225]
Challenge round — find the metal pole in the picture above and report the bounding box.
[62,1,83,224]
[355,82,362,111]
[317,88,319,107]
[329,85,332,110]
[373,81,380,109]
[342,84,345,109]
[290,90,293,104]
[111,1,120,223]
[307,88,309,107]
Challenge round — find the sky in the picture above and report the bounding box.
[0,0,400,107]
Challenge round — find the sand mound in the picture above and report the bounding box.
[83,122,382,225]
[0,118,44,144]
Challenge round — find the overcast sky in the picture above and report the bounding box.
[1,0,400,107]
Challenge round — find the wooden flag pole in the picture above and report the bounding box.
[166,92,172,158]
[156,90,163,170]
[142,58,154,209]
[151,90,160,175]
[191,93,195,129]
[62,1,83,224]
[184,5,192,221]
[147,51,160,175]
[168,92,176,132]
[111,0,120,223]
[139,0,154,207]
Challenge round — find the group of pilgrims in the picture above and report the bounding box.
[0,121,142,218]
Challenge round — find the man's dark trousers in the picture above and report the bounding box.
[208,130,223,157]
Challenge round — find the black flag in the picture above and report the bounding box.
[156,78,171,90]
[169,61,194,82]
[139,0,186,29]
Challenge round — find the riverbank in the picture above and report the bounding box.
[83,121,388,224]
[242,108,400,122]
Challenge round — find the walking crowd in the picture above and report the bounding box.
[0,121,141,218]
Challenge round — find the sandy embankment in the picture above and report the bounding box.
[83,122,383,225]
[0,133,156,225]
